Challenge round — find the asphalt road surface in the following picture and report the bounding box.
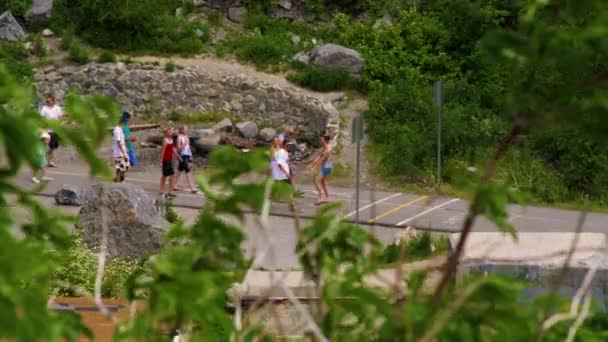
[13,164,608,269]
[20,165,608,234]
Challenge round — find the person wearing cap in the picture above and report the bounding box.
[39,94,64,168]
[32,132,53,183]
[120,111,137,167]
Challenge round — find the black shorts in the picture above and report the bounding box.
[48,132,59,150]
[162,160,175,177]
[178,156,192,173]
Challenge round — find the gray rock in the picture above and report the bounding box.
[42,28,54,37]
[175,7,184,17]
[0,11,25,41]
[103,85,120,98]
[236,121,258,139]
[227,7,247,23]
[297,143,308,153]
[292,51,310,64]
[193,0,207,6]
[279,0,293,10]
[76,183,169,259]
[309,43,364,74]
[190,128,216,140]
[25,0,53,23]
[195,28,205,38]
[212,118,233,133]
[192,133,221,154]
[54,185,82,206]
[259,127,277,142]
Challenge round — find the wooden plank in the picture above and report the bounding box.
[107,123,160,132]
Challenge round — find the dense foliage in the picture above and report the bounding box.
[50,0,209,55]
[214,1,608,205]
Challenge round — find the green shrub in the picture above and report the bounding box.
[4,0,32,15]
[0,42,33,80]
[62,0,208,55]
[228,34,293,69]
[50,233,139,298]
[382,231,448,264]
[207,10,223,26]
[164,61,177,72]
[68,43,90,64]
[287,65,361,91]
[60,28,75,50]
[29,34,48,58]
[164,198,184,225]
[97,50,117,63]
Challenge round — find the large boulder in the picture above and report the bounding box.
[192,133,221,154]
[452,232,608,311]
[212,118,234,133]
[227,7,247,23]
[0,11,25,41]
[308,44,364,74]
[54,185,82,206]
[236,121,258,139]
[25,0,53,24]
[76,183,169,259]
[259,127,277,142]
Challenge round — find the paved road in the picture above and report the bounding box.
[22,166,608,234]
[14,165,608,270]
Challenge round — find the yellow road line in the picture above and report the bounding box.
[368,196,428,223]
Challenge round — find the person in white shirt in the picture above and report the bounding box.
[39,95,64,167]
[112,121,129,183]
[271,136,292,187]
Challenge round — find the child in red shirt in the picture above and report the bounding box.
[160,128,181,197]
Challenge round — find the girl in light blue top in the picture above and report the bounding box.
[307,135,332,205]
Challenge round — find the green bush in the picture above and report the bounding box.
[164,61,177,72]
[382,231,448,264]
[60,28,75,50]
[0,42,33,80]
[97,50,117,63]
[68,43,90,64]
[60,0,208,55]
[4,0,31,15]
[29,34,48,58]
[50,233,139,298]
[287,65,361,91]
[207,10,223,26]
[228,34,293,69]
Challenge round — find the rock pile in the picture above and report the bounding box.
[34,63,339,136]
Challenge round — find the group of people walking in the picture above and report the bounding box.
[36,94,334,203]
[113,119,198,198]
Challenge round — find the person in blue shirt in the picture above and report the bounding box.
[120,111,137,167]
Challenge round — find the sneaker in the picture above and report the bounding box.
[41,176,54,182]
[47,162,57,168]
[31,177,41,184]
